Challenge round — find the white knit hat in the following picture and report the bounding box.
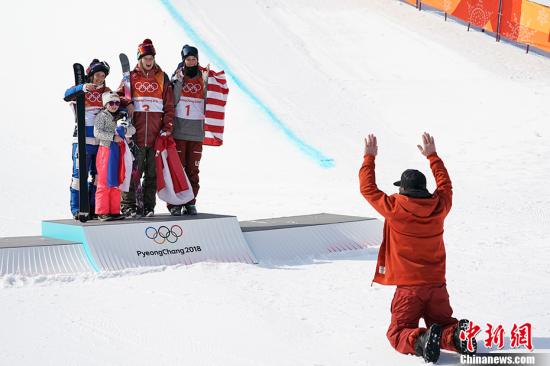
[102,91,120,106]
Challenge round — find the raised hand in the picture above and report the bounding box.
[84,83,96,92]
[364,134,378,157]
[417,132,436,157]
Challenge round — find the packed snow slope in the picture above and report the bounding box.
[1,0,550,365]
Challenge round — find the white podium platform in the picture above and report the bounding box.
[240,214,382,263]
[42,213,258,272]
[0,213,382,275]
[0,236,94,275]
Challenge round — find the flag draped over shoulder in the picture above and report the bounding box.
[155,135,194,205]
[119,139,132,192]
[107,126,132,191]
[203,69,229,146]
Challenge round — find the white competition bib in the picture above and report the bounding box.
[133,96,164,113]
[176,96,205,120]
[85,106,102,125]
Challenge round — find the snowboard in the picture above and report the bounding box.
[73,63,90,223]
[119,53,144,214]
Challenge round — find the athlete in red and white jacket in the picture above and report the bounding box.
[117,39,175,218]
[168,44,209,216]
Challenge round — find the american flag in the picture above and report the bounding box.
[204,69,229,146]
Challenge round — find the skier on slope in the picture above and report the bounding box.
[64,59,111,220]
[167,44,209,216]
[118,39,175,218]
[359,133,477,363]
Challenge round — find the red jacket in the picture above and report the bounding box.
[118,64,175,147]
[359,153,452,286]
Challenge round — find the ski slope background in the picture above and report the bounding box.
[1,0,550,365]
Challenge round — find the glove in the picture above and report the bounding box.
[117,116,129,128]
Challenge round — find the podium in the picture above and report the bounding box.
[0,213,382,275]
[241,213,382,263]
[42,213,257,272]
[0,236,93,275]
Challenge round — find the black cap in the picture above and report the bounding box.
[394,169,432,198]
[181,44,199,60]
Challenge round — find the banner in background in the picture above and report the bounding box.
[409,0,550,53]
[501,0,550,51]
[421,0,461,14]
[452,0,500,31]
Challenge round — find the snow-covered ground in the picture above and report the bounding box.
[1,0,549,365]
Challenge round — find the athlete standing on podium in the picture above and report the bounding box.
[119,39,175,218]
[64,59,111,220]
[168,45,209,216]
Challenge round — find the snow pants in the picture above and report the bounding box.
[387,284,458,355]
[70,143,98,216]
[171,139,202,206]
[95,145,121,215]
[121,145,157,212]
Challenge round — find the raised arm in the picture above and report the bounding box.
[359,134,396,218]
[64,84,85,102]
[64,83,97,102]
[417,132,452,211]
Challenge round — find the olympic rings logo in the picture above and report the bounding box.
[145,225,183,245]
[134,81,159,93]
[182,83,202,93]
[86,92,102,103]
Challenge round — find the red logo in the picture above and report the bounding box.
[485,323,505,350]
[511,323,533,351]
[460,321,481,353]
[462,322,534,352]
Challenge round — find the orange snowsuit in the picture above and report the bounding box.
[359,153,458,354]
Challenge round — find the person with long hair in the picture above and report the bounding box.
[118,39,175,218]
[64,59,111,219]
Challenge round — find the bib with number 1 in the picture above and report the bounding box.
[176,77,205,120]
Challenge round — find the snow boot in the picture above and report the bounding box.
[123,207,140,219]
[414,324,442,363]
[185,204,197,215]
[144,208,155,217]
[454,319,477,355]
[170,205,183,216]
[98,214,112,222]
[110,214,126,221]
